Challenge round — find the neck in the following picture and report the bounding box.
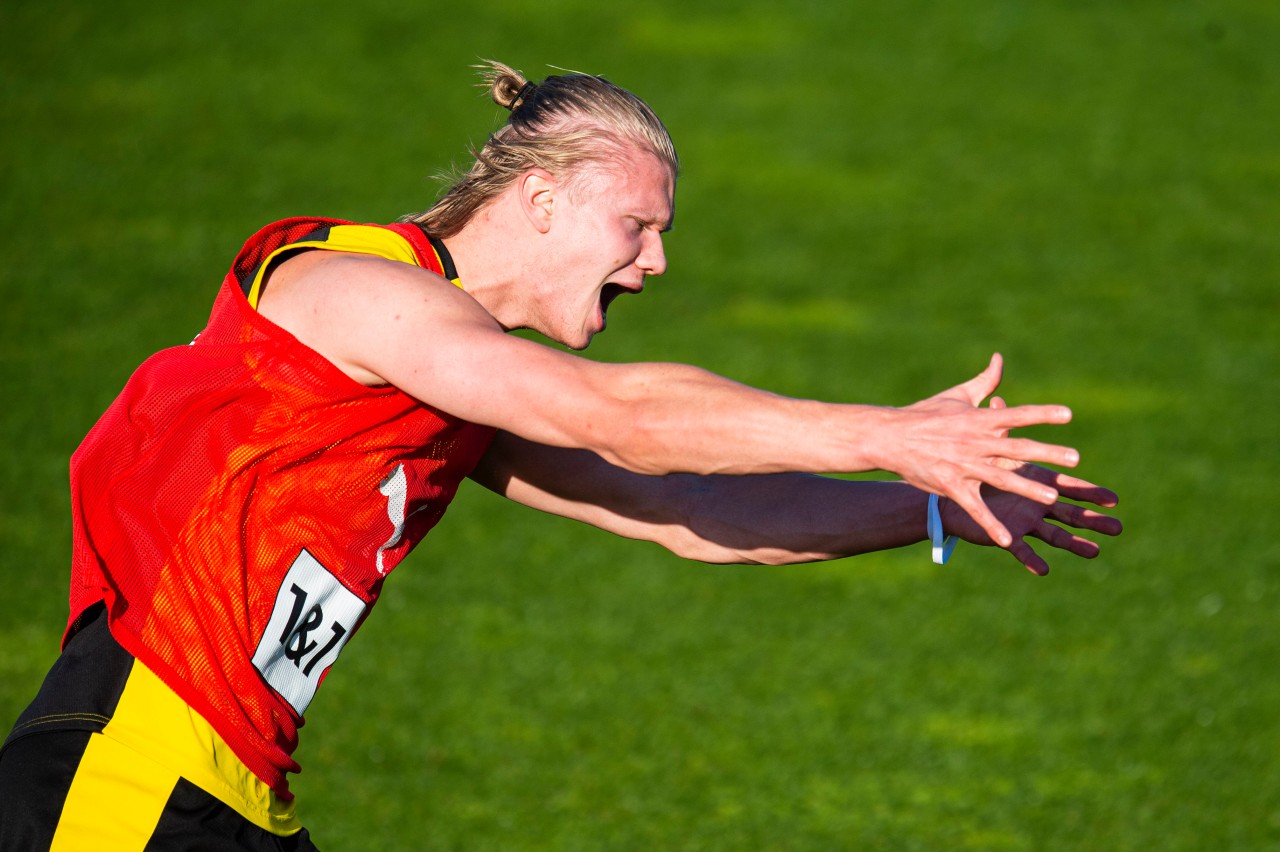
[439,197,545,333]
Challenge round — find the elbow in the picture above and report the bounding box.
[568,371,714,477]
[581,402,677,476]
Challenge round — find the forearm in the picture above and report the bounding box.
[667,474,928,565]
[473,433,930,565]
[566,361,897,477]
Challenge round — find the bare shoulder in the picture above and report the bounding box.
[259,250,491,326]
[257,250,503,387]
[252,250,614,446]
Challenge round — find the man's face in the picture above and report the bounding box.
[537,150,675,350]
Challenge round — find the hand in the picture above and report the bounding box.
[939,463,1123,575]
[885,354,1082,548]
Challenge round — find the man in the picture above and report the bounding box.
[0,61,1120,849]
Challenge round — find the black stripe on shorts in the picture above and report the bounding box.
[0,604,320,851]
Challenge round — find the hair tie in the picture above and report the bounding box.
[512,81,537,110]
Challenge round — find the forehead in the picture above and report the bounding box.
[572,149,675,224]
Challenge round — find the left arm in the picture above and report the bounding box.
[469,431,1122,573]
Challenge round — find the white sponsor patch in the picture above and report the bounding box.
[251,549,366,715]
[375,464,408,576]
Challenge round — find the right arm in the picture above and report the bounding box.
[261,252,1082,545]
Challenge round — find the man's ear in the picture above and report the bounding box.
[518,169,556,234]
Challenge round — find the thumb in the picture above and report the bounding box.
[955,353,1003,406]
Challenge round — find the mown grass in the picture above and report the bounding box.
[2,1,1277,848]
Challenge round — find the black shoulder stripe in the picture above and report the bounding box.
[238,226,335,297]
[412,224,459,282]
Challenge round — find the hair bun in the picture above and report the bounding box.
[478,60,536,111]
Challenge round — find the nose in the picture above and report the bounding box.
[638,230,667,277]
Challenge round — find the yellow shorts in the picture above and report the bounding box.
[0,605,315,851]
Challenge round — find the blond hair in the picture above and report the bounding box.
[403,61,679,238]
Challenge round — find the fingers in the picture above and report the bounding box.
[1009,507,1121,575]
[1002,464,1120,510]
[955,353,1004,406]
[989,403,1075,430]
[979,464,1061,506]
[1006,538,1049,576]
[1051,475,1118,508]
[1006,523,1096,576]
[951,487,1013,548]
[995,436,1080,469]
[1047,501,1124,537]
[1032,520,1102,559]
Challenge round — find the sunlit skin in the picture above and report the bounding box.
[444,150,675,350]
[256,140,1119,575]
[531,154,674,349]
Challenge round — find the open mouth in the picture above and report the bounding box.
[600,283,629,318]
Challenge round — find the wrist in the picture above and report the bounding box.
[927,494,958,564]
[935,495,956,539]
[856,405,908,474]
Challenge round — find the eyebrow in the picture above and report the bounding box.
[634,214,674,234]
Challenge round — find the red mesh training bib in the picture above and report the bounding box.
[67,219,494,795]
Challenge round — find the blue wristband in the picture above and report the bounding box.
[928,494,959,565]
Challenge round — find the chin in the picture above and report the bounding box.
[548,329,594,351]
[571,322,604,351]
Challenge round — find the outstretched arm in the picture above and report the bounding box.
[260,252,1088,547]
[470,431,1122,574]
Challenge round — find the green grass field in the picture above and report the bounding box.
[2,1,1278,848]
